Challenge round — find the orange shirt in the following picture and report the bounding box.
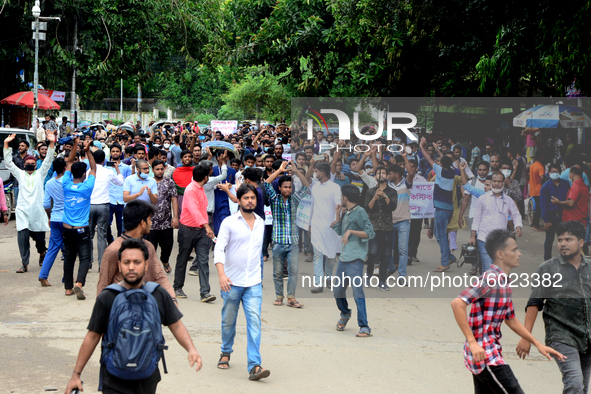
[529,161,545,197]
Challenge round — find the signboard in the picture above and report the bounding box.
[282,153,292,161]
[38,89,65,102]
[211,120,238,136]
[409,182,435,219]
[296,194,313,228]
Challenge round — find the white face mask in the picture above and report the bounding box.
[492,188,503,194]
[501,169,511,178]
[163,143,170,149]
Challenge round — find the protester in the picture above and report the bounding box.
[529,153,546,231]
[65,238,203,394]
[62,137,96,300]
[214,183,270,380]
[106,143,132,243]
[3,132,54,273]
[517,221,591,394]
[332,184,375,337]
[540,163,571,260]
[174,164,216,301]
[147,160,179,274]
[451,229,564,393]
[123,160,158,204]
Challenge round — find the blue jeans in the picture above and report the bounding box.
[272,243,299,298]
[434,208,453,267]
[391,220,410,277]
[333,259,369,329]
[221,284,263,373]
[313,245,336,287]
[13,185,19,207]
[39,222,64,280]
[107,203,124,244]
[478,240,493,272]
[551,341,591,394]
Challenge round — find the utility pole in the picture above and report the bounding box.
[137,81,142,127]
[70,18,78,128]
[120,49,123,120]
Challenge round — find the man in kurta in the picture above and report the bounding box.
[3,132,56,273]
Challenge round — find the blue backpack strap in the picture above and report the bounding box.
[105,283,127,293]
[142,281,160,294]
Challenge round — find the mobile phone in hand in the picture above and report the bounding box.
[105,161,115,167]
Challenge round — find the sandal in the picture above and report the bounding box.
[469,267,478,276]
[336,316,350,331]
[74,285,86,300]
[162,263,172,274]
[217,353,231,369]
[433,265,450,272]
[249,365,270,380]
[287,300,303,308]
[273,299,283,306]
[305,256,313,262]
[65,290,75,296]
[16,265,28,273]
[356,327,372,337]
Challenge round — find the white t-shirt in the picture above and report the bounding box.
[465,178,486,219]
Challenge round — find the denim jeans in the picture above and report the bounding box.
[434,208,453,267]
[333,259,369,329]
[272,243,299,298]
[473,364,524,394]
[39,221,64,280]
[17,228,46,267]
[221,283,263,372]
[392,220,410,277]
[175,225,210,295]
[586,217,591,245]
[478,240,494,272]
[313,245,335,287]
[107,203,124,244]
[551,341,591,394]
[408,218,423,258]
[88,203,110,267]
[13,185,19,207]
[63,226,92,290]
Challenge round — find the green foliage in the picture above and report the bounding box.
[221,66,291,123]
[111,119,124,126]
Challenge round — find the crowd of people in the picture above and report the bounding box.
[1,116,591,393]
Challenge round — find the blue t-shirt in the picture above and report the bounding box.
[62,171,95,226]
[123,174,158,203]
[171,145,183,167]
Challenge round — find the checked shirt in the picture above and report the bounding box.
[264,182,308,245]
[458,264,515,374]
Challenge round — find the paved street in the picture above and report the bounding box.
[0,220,564,393]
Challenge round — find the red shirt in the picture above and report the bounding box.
[180,180,208,228]
[563,178,590,225]
[458,265,515,374]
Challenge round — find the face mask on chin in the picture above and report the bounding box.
[477,175,486,181]
[492,187,503,194]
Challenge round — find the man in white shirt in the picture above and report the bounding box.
[309,162,341,293]
[88,149,124,270]
[214,183,270,381]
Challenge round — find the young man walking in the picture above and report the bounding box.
[147,160,179,274]
[62,137,96,300]
[452,229,565,393]
[540,163,570,260]
[332,184,375,337]
[214,184,270,380]
[517,221,591,394]
[3,133,54,273]
[65,238,202,394]
[265,160,309,307]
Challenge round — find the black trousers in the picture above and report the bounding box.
[175,225,210,295]
[63,226,92,290]
[263,224,273,257]
[473,365,524,394]
[408,218,423,258]
[147,228,174,265]
[367,230,393,283]
[17,229,46,266]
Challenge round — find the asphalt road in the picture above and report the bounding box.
[0,219,565,393]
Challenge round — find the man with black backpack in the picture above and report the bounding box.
[65,238,203,394]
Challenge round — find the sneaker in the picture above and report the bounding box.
[175,289,187,298]
[188,255,194,261]
[397,277,408,287]
[423,223,430,229]
[201,293,216,302]
[188,270,199,276]
[310,287,323,294]
[372,267,379,276]
[411,256,420,263]
[407,256,413,266]
[379,282,389,291]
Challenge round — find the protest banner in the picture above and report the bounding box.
[409,182,435,219]
[296,194,312,228]
[211,120,238,136]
